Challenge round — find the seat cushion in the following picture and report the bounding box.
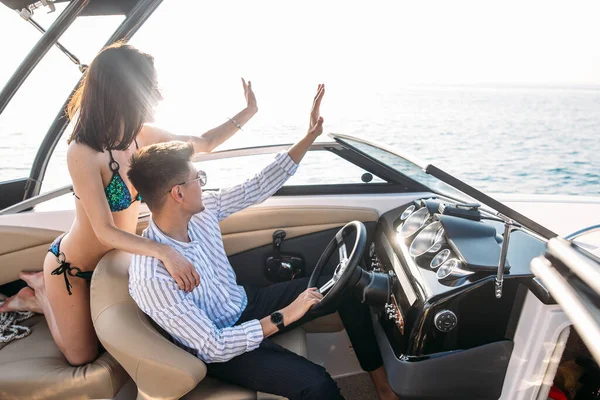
[0,315,129,400]
[182,328,308,400]
[91,250,310,400]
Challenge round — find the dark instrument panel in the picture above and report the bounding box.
[369,198,548,399]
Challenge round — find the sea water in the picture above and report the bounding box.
[0,85,598,196]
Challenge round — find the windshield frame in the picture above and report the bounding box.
[330,133,472,201]
[331,133,558,240]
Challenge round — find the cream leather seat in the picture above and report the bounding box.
[0,311,128,400]
[91,250,309,400]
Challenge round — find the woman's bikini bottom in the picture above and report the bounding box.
[48,233,94,296]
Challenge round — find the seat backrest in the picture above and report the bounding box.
[90,250,207,400]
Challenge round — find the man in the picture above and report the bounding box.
[127,85,398,400]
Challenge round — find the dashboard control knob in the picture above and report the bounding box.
[434,310,457,332]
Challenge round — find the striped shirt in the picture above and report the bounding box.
[129,152,298,363]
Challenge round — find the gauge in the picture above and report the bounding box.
[409,221,446,257]
[429,227,446,253]
[400,205,415,221]
[430,249,451,270]
[436,258,474,280]
[398,207,429,238]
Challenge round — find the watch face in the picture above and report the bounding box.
[271,311,283,325]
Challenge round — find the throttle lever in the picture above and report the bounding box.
[265,230,305,281]
[273,230,286,253]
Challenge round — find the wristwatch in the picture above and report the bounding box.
[270,311,285,331]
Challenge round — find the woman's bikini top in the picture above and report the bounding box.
[74,139,142,212]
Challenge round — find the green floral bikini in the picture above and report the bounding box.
[101,141,142,212]
[50,140,141,295]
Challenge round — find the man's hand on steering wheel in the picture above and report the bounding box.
[281,288,324,326]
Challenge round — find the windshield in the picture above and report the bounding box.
[334,135,471,201]
[335,134,558,239]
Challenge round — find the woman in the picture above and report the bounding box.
[0,42,256,366]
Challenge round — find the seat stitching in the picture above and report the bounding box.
[134,357,140,382]
[95,358,116,396]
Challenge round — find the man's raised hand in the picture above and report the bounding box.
[308,84,325,137]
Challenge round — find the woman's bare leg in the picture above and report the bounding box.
[19,270,67,352]
[1,254,99,366]
[41,253,99,366]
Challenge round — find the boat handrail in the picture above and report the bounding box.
[191,142,337,162]
[530,237,600,363]
[0,185,73,215]
[565,224,600,240]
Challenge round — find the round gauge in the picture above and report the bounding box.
[409,221,446,257]
[398,207,429,238]
[428,228,446,253]
[400,205,415,221]
[436,258,460,280]
[430,249,451,270]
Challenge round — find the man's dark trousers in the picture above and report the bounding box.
[205,277,383,400]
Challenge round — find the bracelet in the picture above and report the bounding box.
[228,117,243,130]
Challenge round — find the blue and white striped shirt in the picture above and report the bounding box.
[129,152,298,363]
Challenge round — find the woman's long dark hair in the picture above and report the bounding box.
[67,42,157,152]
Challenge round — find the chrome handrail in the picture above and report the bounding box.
[565,224,600,240]
[547,237,600,295]
[531,253,600,363]
[0,185,73,215]
[191,142,337,162]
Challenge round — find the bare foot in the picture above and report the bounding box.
[20,271,45,291]
[0,287,43,314]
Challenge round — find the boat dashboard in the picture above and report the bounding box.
[365,197,548,399]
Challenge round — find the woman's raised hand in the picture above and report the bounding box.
[162,247,200,292]
[242,78,258,112]
[308,84,325,137]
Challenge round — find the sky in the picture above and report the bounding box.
[1,0,600,138]
[0,0,599,193]
[1,0,600,88]
[1,0,600,147]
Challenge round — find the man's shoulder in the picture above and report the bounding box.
[129,223,171,276]
[129,227,171,281]
[191,207,218,225]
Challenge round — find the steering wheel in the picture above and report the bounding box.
[308,221,367,309]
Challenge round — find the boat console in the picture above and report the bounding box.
[367,198,547,400]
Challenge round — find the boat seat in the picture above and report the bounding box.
[0,314,129,400]
[92,250,309,400]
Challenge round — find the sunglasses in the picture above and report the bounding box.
[166,170,207,194]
